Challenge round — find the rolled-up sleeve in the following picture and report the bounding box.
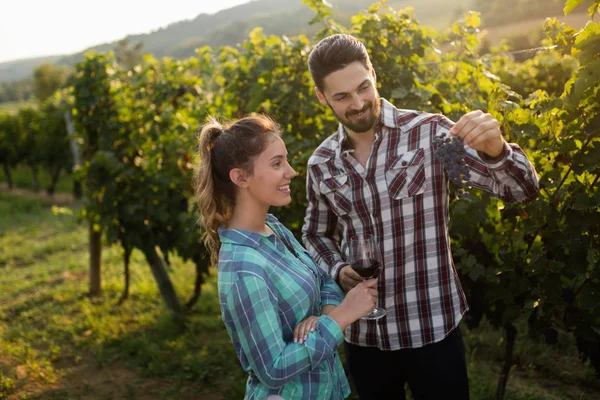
[436,116,539,203]
[318,266,345,308]
[302,167,348,282]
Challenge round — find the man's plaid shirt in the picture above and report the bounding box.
[302,98,539,350]
[218,214,351,399]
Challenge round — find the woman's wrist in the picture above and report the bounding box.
[328,304,353,331]
[321,305,336,316]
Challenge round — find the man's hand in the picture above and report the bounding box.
[338,265,363,293]
[449,110,506,158]
[328,279,379,330]
[293,316,319,344]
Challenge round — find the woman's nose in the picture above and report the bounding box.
[286,164,298,179]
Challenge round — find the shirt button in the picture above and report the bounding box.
[401,161,408,167]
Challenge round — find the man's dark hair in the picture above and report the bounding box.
[307,34,373,93]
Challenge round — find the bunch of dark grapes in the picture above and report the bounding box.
[433,132,471,198]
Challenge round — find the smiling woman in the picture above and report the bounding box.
[194,116,288,260]
[193,115,379,399]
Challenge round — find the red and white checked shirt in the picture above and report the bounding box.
[302,98,539,350]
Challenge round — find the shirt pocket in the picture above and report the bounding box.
[385,148,427,200]
[319,174,352,217]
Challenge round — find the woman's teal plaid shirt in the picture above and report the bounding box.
[217,214,351,400]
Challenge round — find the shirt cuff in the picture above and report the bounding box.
[477,142,512,168]
[331,261,348,283]
[321,298,342,308]
[317,315,344,347]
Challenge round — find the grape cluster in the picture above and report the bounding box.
[433,132,471,198]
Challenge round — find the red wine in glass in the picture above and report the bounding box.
[351,258,381,279]
[347,235,386,320]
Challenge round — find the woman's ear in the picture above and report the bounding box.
[229,168,250,189]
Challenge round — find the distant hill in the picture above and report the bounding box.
[0,0,472,82]
[0,55,64,82]
[0,0,591,84]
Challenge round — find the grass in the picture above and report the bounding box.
[0,165,74,195]
[0,190,598,399]
[0,192,246,399]
[0,101,32,115]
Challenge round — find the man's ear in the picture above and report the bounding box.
[315,87,328,106]
[229,168,250,189]
[371,68,377,83]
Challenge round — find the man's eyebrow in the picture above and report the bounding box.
[332,79,371,98]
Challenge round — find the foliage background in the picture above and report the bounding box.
[1,0,599,398]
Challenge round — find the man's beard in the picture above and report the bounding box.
[329,95,381,134]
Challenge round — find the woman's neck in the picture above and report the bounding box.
[227,198,270,234]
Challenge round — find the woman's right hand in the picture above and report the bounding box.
[329,279,378,331]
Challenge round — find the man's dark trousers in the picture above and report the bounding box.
[344,326,470,400]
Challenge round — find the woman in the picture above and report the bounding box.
[195,115,377,399]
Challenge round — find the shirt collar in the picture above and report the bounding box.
[218,214,280,249]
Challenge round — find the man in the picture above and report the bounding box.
[301,34,539,399]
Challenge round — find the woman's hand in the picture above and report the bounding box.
[294,316,319,344]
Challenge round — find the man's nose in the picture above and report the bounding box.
[350,93,364,111]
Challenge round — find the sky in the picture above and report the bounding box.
[0,0,250,63]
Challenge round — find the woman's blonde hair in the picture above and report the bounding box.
[194,115,281,264]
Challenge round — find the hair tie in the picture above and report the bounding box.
[207,127,225,151]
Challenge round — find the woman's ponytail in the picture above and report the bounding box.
[195,118,229,264]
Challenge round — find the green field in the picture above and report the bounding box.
[0,191,598,399]
[0,102,32,115]
[0,165,74,196]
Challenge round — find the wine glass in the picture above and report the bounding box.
[347,235,386,320]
